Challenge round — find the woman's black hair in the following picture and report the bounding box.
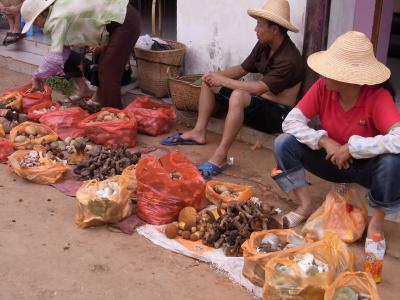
[379,80,396,100]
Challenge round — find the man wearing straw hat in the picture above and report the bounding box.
[161,0,305,178]
[273,31,400,237]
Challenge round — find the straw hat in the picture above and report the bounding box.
[308,31,391,85]
[21,0,56,34]
[248,0,299,33]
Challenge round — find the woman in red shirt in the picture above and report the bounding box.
[273,31,400,240]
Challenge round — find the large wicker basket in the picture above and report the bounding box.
[168,74,202,112]
[134,40,186,98]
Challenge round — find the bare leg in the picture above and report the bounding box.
[71,77,93,98]
[180,82,219,144]
[4,15,14,32]
[207,89,251,166]
[12,14,21,33]
[292,186,315,216]
[367,208,385,238]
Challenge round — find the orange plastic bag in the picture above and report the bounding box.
[4,83,52,113]
[206,180,253,207]
[263,232,355,300]
[0,138,14,162]
[124,96,176,136]
[39,107,89,140]
[242,229,308,287]
[8,149,68,184]
[75,175,133,228]
[136,151,207,225]
[0,124,4,138]
[78,108,137,146]
[10,122,58,150]
[0,92,23,111]
[324,272,381,300]
[302,191,368,243]
[27,101,60,121]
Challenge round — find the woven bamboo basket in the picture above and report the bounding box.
[168,74,203,112]
[134,40,186,98]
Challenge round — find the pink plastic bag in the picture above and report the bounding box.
[124,96,176,136]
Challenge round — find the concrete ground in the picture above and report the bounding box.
[0,68,399,300]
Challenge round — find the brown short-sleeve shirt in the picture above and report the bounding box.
[241,35,305,95]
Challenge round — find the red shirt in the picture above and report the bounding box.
[298,78,400,145]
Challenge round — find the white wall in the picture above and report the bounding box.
[177,0,307,74]
[327,0,356,47]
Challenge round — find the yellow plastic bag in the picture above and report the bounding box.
[0,92,22,110]
[242,229,308,287]
[0,123,4,138]
[302,191,368,243]
[263,232,355,300]
[8,149,68,184]
[324,272,381,300]
[121,164,137,193]
[205,180,253,207]
[75,175,133,228]
[10,121,58,150]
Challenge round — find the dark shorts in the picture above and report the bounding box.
[215,87,292,133]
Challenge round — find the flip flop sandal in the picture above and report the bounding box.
[160,132,204,146]
[2,32,25,46]
[282,211,308,229]
[197,161,225,180]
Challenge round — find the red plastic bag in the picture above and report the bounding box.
[78,108,137,146]
[124,96,176,136]
[4,83,52,113]
[0,138,14,162]
[27,101,60,121]
[136,151,207,224]
[39,107,89,140]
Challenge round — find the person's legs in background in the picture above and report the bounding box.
[97,4,141,108]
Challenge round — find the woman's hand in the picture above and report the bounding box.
[31,78,43,92]
[331,144,352,170]
[319,136,341,160]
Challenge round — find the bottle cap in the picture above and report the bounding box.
[372,232,382,241]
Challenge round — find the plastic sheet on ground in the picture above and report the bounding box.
[51,168,83,197]
[136,224,263,298]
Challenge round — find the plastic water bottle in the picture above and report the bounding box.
[364,232,386,283]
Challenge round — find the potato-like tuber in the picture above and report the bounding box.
[178,207,197,230]
[165,224,178,239]
[24,125,37,136]
[182,231,191,240]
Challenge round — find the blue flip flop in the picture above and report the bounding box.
[198,161,224,179]
[160,132,202,146]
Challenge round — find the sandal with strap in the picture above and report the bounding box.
[282,211,308,229]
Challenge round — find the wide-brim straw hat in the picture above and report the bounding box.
[308,31,391,85]
[248,0,299,33]
[21,0,56,34]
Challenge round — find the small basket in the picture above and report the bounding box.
[168,74,202,112]
[134,39,186,98]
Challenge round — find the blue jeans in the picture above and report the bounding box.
[273,133,400,212]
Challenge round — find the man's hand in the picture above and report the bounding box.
[203,72,226,87]
[3,5,20,15]
[31,78,43,92]
[331,144,352,170]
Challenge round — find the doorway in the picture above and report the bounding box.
[130,0,177,40]
[387,1,400,102]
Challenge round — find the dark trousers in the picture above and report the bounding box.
[98,4,141,108]
[273,133,400,211]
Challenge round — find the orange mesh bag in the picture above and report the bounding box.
[39,107,89,140]
[78,108,137,146]
[205,180,253,207]
[121,165,137,194]
[124,96,176,136]
[75,175,133,228]
[0,138,14,162]
[27,101,60,121]
[0,92,23,111]
[242,229,308,287]
[263,232,355,300]
[4,83,52,113]
[302,191,368,243]
[8,149,68,184]
[10,122,58,150]
[136,151,207,225]
[324,272,381,300]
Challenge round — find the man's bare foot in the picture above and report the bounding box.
[180,129,206,145]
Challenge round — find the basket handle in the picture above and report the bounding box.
[152,0,163,37]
